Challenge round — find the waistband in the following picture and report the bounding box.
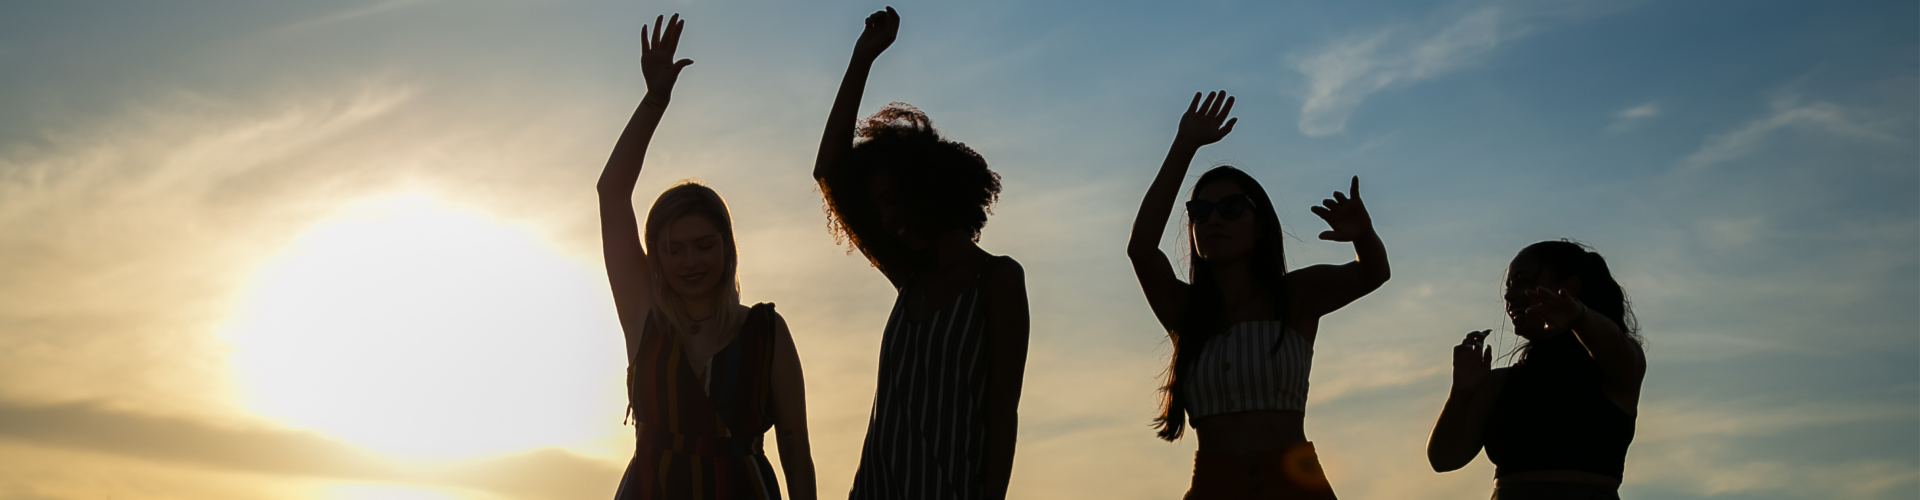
[637,430,763,458]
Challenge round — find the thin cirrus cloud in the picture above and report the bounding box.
[1606,101,1661,132]
[1681,95,1900,170]
[1289,8,1504,137]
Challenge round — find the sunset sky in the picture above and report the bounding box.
[1,1,1914,499]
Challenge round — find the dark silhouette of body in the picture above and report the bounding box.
[1427,240,1645,500]
[1127,92,1391,499]
[598,14,816,500]
[812,7,1030,500]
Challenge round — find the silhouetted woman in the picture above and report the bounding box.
[1128,91,1391,500]
[1427,240,1645,500]
[812,7,1030,500]
[599,15,815,500]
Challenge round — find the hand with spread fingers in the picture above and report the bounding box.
[640,14,694,101]
[1524,286,1589,332]
[1173,91,1237,149]
[1311,176,1375,242]
[1452,329,1493,390]
[852,6,899,63]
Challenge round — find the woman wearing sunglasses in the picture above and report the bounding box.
[1127,91,1391,499]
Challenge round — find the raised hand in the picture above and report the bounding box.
[1452,330,1493,389]
[1523,286,1588,332]
[1174,91,1237,148]
[641,14,695,100]
[853,7,899,62]
[1311,176,1375,242]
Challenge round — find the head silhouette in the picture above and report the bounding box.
[822,102,1000,269]
[644,181,743,331]
[1504,240,1640,352]
[1153,165,1293,442]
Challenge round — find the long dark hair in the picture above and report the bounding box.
[1152,166,1292,441]
[1513,239,1641,360]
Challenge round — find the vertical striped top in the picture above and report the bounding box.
[1184,321,1312,418]
[848,258,1001,500]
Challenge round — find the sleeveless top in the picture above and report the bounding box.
[616,303,782,500]
[1483,332,1636,479]
[1184,321,1313,418]
[848,257,1005,500]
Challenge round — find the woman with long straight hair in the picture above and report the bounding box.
[1427,240,1645,500]
[812,7,1030,500]
[1128,91,1391,499]
[598,14,815,500]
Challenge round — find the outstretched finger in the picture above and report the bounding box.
[666,14,684,46]
[651,15,665,47]
[641,24,652,52]
[1219,95,1236,118]
[674,59,694,70]
[1317,230,1339,241]
[1349,175,1361,199]
[1219,117,1237,135]
[1187,92,1202,113]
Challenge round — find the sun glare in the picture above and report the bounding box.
[222,194,625,459]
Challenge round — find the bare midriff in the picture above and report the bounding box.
[1497,470,1621,487]
[1192,409,1307,454]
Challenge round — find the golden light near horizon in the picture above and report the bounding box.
[220,193,628,460]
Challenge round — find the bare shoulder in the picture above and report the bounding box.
[981,255,1027,289]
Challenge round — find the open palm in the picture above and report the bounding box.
[1311,176,1374,242]
[1174,91,1237,148]
[641,14,694,97]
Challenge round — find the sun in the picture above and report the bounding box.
[221,193,626,459]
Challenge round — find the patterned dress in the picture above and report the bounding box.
[617,303,782,500]
[848,257,1007,500]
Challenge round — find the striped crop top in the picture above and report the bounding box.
[1184,321,1312,418]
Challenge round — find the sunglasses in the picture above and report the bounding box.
[1186,194,1256,224]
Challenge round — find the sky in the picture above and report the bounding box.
[0,0,1914,499]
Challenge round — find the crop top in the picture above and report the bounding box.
[1483,332,1636,479]
[1184,321,1312,418]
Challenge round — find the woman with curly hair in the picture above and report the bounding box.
[599,14,815,500]
[1128,91,1391,499]
[1427,240,1645,500]
[811,7,1029,500]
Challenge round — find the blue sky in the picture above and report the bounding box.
[0,1,1914,499]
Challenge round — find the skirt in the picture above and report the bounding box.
[1184,441,1337,500]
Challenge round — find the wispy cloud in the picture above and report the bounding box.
[1606,101,1661,132]
[1290,8,1503,137]
[0,398,622,499]
[1681,95,1899,170]
[280,0,437,33]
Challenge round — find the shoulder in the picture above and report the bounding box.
[980,255,1026,288]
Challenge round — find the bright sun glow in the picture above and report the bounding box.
[222,194,624,459]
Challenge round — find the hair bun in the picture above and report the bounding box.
[856,102,937,142]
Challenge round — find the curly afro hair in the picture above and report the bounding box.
[821,102,1001,272]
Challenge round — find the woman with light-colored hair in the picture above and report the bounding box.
[598,14,814,500]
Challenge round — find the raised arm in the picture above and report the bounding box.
[811,7,898,183]
[598,14,693,361]
[1290,176,1391,319]
[1127,91,1237,331]
[1428,330,1503,472]
[1524,287,1647,413]
[768,313,817,500]
[978,257,1030,500]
